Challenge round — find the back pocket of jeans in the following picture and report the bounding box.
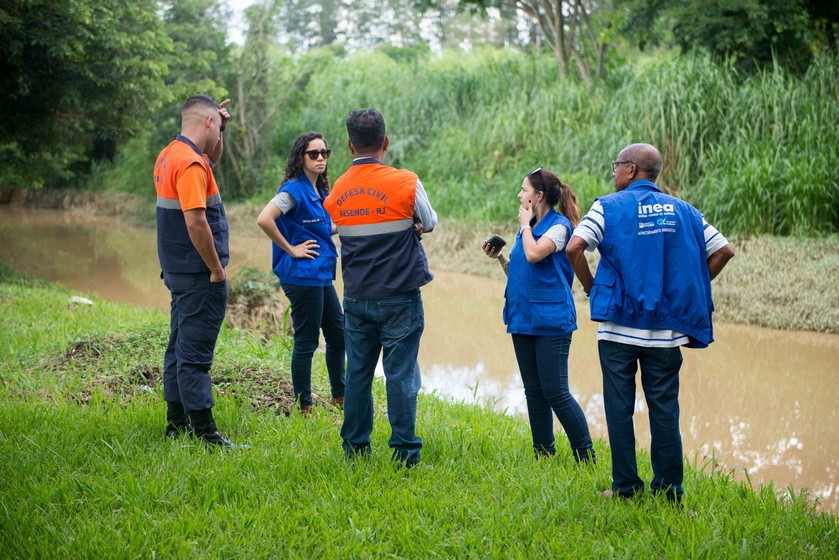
[380,299,412,339]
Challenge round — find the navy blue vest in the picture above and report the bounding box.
[504,208,577,335]
[271,174,338,286]
[591,180,714,348]
[155,135,229,273]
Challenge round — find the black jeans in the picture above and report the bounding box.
[511,333,594,459]
[282,283,345,408]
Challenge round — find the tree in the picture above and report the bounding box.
[154,0,232,145]
[667,0,817,73]
[276,0,340,50]
[458,0,612,83]
[0,0,172,187]
[221,0,285,198]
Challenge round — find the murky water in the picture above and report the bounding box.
[2,207,838,511]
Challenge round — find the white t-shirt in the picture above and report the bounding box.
[541,223,569,253]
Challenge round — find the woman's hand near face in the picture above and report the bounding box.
[519,198,533,229]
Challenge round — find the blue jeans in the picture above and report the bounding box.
[281,283,345,408]
[598,340,684,500]
[512,333,594,460]
[162,272,227,413]
[341,289,424,465]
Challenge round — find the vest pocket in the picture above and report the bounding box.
[590,267,617,318]
[529,288,575,331]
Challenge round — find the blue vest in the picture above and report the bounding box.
[591,180,714,348]
[271,174,338,286]
[504,208,577,335]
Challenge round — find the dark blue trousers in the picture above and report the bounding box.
[598,340,684,500]
[281,283,346,408]
[512,333,594,459]
[162,272,227,413]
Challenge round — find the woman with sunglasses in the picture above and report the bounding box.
[482,167,595,462]
[257,132,345,414]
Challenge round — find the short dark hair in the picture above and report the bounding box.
[346,109,386,152]
[182,94,218,116]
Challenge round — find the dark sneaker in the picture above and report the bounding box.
[197,430,250,450]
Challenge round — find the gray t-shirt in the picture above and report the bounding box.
[270,191,296,214]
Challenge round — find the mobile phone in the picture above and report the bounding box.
[486,234,507,251]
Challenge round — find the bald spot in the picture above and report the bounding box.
[620,143,662,181]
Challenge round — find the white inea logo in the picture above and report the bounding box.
[638,202,675,215]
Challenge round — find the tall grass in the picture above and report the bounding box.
[263,48,837,235]
[89,48,836,235]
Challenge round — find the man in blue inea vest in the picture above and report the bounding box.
[566,143,734,502]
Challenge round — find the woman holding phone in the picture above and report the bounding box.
[482,167,595,462]
[257,132,345,414]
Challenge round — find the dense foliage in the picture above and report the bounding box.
[96,47,839,236]
[1,0,836,235]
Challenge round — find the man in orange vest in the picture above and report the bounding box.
[324,109,437,467]
[154,94,248,450]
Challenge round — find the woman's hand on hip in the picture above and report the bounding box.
[290,239,319,259]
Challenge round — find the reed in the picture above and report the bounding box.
[259,49,837,235]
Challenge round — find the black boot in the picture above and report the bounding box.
[189,408,250,450]
[165,401,191,438]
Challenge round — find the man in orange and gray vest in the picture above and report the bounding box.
[324,108,437,467]
[154,94,248,449]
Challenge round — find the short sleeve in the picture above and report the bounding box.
[177,163,209,211]
[571,200,605,251]
[270,192,296,214]
[702,218,729,257]
[542,224,569,253]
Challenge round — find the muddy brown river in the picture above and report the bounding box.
[2,207,838,512]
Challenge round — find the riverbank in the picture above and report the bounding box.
[2,187,838,333]
[1,267,836,557]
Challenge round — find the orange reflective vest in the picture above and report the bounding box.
[324,158,432,298]
[154,135,229,272]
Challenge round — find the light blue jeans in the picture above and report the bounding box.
[340,289,424,465]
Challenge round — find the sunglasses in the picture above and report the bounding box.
[305,149,331,160]
[527,166,546,192]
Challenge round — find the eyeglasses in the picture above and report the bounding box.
[305,149,331,160]
[611,160,634,173]
[527,167,545,192]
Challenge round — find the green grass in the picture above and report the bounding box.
[1,269,837,558]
